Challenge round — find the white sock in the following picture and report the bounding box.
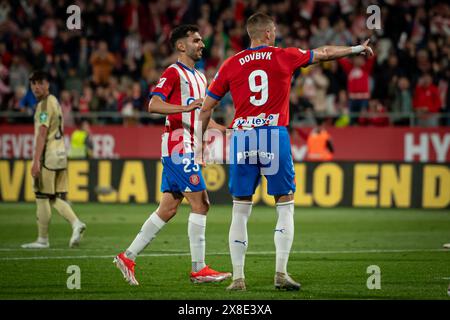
[188,213,207,272]
[72,218,83,229]
[37,237,48,244]
[229,201,252,280]
[125,212,166,261]
[274,200,295,274]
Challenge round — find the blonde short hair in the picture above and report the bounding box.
[246,13,274,40]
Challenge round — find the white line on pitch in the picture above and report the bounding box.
[0,248,183,252]
[0,248,447,261]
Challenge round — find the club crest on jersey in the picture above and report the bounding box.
[39,112,48,123]
[186,97,196,105]
[189,174,200,186]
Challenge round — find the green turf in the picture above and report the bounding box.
[0,203,449,300]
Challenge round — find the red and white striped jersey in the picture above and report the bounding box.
[150,61,207,156]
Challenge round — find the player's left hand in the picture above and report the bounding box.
[31,160,41,178]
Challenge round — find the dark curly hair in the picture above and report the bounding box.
[169,24,200,50]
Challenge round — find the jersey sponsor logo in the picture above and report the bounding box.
[156,77,167,88]
[239,52,272,66]
[189,174,200,186]
[236,150,275,163]
[39,112,48,123]
[232,113,279,129]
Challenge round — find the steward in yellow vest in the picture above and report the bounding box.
[69,119,93,159]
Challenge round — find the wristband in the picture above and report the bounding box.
[351,45,364,54]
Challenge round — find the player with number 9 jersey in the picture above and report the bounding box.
[199,12,374,291]
[206,45,313,197]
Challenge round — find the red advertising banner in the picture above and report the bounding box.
[0,125,163,159]
[291,127,450,163]
[1,125,449,162]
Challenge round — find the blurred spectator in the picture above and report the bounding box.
[390,76,413,126]
[77,37,90,78]
[442,68,450,126]
[334,90,351,128]
[89,41,115,86]
[30,41,46,70]
[304,65,330,116]
[338,55,376,125]
[8,85,26,115]
[91,86,107,113]
[8,56,29,89]
[205,45,223,72]
[18,86,37,113]
[0,0,447,128]
[60,90,74,127]
[310,17,334,49]
[413,73,442,127]
[330,18,353,46]
[0,63,11,106]
[79,85,93,115]
[306,119,334,161]
[131,81,145,112]
[373,54,402,103]
[64,68,83,97]
[358,99,390,127]
[0,43,12,68]
[323,61,346,117]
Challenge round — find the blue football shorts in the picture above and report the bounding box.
[161,153,206,193]
[228,126,296,197]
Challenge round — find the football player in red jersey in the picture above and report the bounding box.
[113,25,230,286]
[199,12,373,291]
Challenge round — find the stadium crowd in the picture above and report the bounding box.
[0,0,449,127]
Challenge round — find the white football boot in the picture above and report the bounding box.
[21,240,49,249]
[274,272,301,291]
[69,221,87,248]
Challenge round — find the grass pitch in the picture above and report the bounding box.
[0,203,449,300]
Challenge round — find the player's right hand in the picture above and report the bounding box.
[360,39,374,56]
[31,160,40,178]
[185,99,203,112]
